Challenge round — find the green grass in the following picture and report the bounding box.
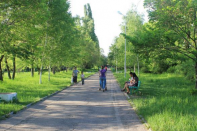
[0,70,96,117]
[113,71,197,131]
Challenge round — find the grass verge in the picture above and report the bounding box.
[0,70,96,118]
[113,71,197,131]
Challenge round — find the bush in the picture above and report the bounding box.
[175,60,195,81]
[190,89,197,95]
[167,66,176,73]
[141,66,151,73]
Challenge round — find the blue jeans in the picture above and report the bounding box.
[100,77,106,89]
[100,78,107,87]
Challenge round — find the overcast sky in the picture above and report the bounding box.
[69,0,148,56]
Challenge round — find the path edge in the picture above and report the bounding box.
[0,72,98,121]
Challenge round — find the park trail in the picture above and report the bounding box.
[0,70,147,131]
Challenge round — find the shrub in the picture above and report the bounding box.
[175,60,195,81]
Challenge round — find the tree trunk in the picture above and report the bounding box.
[39,64,43,84]
[52,66,56,74]
[137,56,140,77]
[37,66,40,75]
[116,60,117,73]
[12,56,16,80]
[196,62,197,89]
[0,55,4,81]
[5,57,11,79]
[31,63,34,77]
[134,64,136,72]
[48,65,51,81]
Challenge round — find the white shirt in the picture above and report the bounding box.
[81,74,85,78]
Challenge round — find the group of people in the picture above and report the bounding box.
[72,66,138,95]
[121,72,138,94]
[72,66,108,92]
[72,67,85,85]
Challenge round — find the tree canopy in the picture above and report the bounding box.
[108,0,197,89]
[0,1,103,81]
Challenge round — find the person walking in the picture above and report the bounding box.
[99,66,107,92]
[72,67,79,84]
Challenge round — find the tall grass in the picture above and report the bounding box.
[0,70,96,117]
[113,71,197,131]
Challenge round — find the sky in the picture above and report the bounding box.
[69,0,148,56]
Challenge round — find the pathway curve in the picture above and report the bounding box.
[0,70,147,131]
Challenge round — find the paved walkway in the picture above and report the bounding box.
[0,71,147,131]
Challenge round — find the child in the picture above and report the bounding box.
[81,71,85,85]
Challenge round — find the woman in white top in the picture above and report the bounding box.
[121,72,133,92]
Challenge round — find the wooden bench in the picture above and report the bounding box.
[129,81,141,95]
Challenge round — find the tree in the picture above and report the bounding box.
[143,0,197,88]
[0,0,49,80]
[108,7,144,74]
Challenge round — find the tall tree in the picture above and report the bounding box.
[143,0,197,88]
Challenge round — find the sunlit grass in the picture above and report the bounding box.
[0,70,96,117]
[113,71,197,131]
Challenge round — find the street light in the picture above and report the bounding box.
[116,45,117,73]
[118,11,127,77]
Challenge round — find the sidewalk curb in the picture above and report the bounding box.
[0,72,97,121]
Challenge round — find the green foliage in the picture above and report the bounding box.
[0,1,102,80]
[141,66,151,73]
[190,88,197,95]
[174,60,195,81]
[81,3,101,68]
[109,0,197,88]
[113,71,197,131]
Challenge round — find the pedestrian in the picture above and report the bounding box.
[99,66,107,92]
[81,71,85,85]
[72,67,79,84]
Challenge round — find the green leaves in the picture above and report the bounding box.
[110,0,197,80]
[0,1,102,81]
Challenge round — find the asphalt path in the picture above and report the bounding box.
[0,70,147,131]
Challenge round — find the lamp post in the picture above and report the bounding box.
[116,45,117,73]
[118,11,126,77]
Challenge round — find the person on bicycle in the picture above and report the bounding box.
[99,66,107,92]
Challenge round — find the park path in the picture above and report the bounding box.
[0,70,147,131]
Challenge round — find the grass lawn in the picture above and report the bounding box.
[113,71,197,131]
[0,70,96,118]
